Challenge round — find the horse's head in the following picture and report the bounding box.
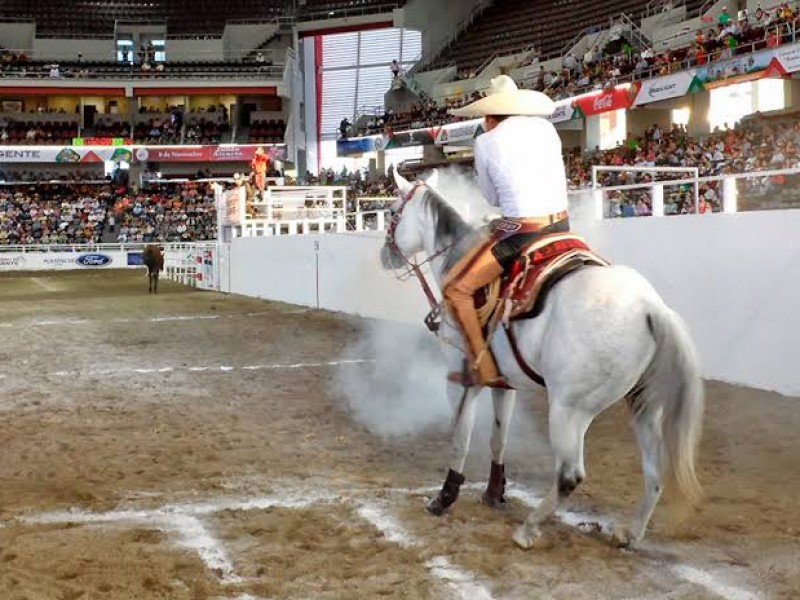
[380,169,438,271]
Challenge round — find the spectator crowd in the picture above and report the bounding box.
[112,181,217,243]
[354,4,800,137]
[0,183,112,244]
[2,106,798,245]
[0,181,218,245]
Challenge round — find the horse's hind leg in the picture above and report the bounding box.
[428,382,481,516]
[612,408,665,547]
[513,403,592,549]
[483,388,516,508]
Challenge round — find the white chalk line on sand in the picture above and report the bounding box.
[504,485,762,600]
[0,310,308,329]
[12,481,764,600]
[18,484,494,598]
[42,359,374,379]
[398,482,761,600]
[31,277,60,292]
[356,501,496,600]
[670,565,763,600]
[24,489,338,585]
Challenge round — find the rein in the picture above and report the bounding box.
[385,182,453,330]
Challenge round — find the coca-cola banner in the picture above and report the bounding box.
[134,144,287,163]
[634,71,696,106]
[573,84,639,117]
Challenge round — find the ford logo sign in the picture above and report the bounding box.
[76,253,113,267]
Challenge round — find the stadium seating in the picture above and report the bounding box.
[0,0,404,35]
[0,182,112,244]
[112,182,217,242]
[0,58,279,79]
[425,0,704,74]
[0,1,284,35]
[248,119,287,144]
[0,117,78,145]
[299,0,406,15]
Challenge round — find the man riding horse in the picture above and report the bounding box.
[445,75,570,388]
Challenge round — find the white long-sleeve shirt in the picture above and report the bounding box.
[474,116,569,218]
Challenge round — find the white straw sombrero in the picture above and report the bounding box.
[449,75,555,118]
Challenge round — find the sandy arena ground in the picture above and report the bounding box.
[0,269,797,600]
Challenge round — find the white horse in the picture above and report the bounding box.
[380,169,704,549]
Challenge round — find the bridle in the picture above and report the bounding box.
[384,181,452,331]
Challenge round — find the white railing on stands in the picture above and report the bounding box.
[587,165,800,218]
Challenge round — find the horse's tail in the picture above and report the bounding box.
[639,306,704,506]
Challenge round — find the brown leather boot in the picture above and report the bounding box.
[444,246,506,386]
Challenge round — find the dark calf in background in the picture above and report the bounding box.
[143,245,165,294]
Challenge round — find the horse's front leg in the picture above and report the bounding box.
[428,381,481,516]
[483,388,516,508]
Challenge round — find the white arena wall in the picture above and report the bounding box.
[223,210,800,397]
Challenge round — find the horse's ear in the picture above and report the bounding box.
[393,168,414,196]
[423,169,439,189]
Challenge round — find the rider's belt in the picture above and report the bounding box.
[491,211,569,239]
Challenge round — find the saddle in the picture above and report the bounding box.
[444,233,608,389]
[476,233,609,330]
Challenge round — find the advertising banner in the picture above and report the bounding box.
[73,137,133,146]
[219,187,246,227]
[573,85,639,117]
[134,144,287,164]
[434,119,484,145]
[0,251,136,272]
[547,99,576,123]
[337,137,379,156]
[634,70,696,105]
[337,127,439,156]
[694,49,773,89]
[380,128,436,150]
[761,42,800,77]
[0,146,132,164]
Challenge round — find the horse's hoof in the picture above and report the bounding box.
[513,525,552,550]
[611,525,634,549]
[512,525,536,550]
[427,497,447,516]
[481,491,507,509]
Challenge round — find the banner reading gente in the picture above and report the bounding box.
[0,144,287,164]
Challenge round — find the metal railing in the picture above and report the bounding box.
[33,32,115,39]
[645,0,686,17]
[298,2,400,21]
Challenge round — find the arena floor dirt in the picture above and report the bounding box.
[0,270,797,600]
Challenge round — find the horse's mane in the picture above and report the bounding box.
[420,187,486,275]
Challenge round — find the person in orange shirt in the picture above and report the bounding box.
[250,147,269,195]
